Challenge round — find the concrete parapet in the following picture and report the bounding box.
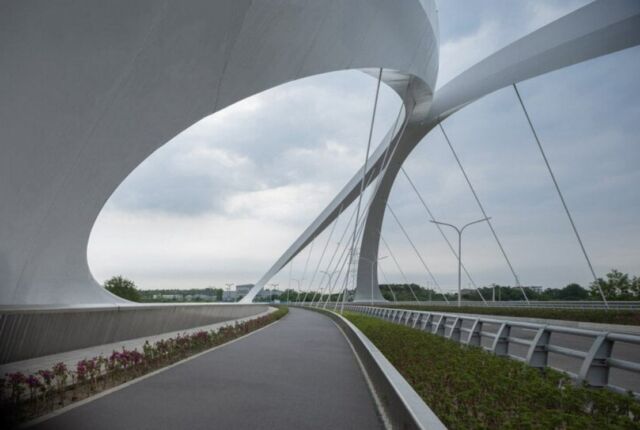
[0,303,268,364]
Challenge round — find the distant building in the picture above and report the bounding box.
[223,290,238,302]
[160,294,184,301]
[526,286,544,294]
[235,284,254,296]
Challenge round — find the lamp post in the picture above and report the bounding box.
[430,217,491,307]
[225,283,234,302]
[359,255,388,306]
[269,283,279,303]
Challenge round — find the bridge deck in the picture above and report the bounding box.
[34,308,383,429]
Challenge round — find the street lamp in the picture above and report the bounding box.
[225,283,234,302]
[430,217,491,307]
[359,255,388,306]
[269,283,279,303]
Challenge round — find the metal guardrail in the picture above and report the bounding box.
[346,305,640,397]
[386,300,640,310]
[305,307,447,430]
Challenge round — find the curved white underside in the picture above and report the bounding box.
[0,0,438,305]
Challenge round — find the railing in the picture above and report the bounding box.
[345,305,640,397]
[285,300,640,310]
[383,300,640,310]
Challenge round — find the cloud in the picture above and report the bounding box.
[89,2,640,291]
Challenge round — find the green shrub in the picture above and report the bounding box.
[345,312,639,429]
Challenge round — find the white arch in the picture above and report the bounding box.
[245,0,640,303]
[0,0,438,305]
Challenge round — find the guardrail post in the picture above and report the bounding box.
[411,312,420,328]
[433,315,445,337]
[407,312,416,326]
[400,311,408,324]
[465,319,482,346]
[420,313,432,332]
[447,317,462,343]
[491,323,510,356]
[578,334,613,388]
[525,327,550,368]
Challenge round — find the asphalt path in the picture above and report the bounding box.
[34,308,383,430]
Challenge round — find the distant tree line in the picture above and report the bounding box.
[103,269,640,303]
[379,269,640,302]
[103,276,223,302]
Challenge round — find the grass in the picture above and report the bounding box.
[379,304,640,326]
[344,312,639,429]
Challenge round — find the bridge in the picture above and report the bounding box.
[1,1,640,428]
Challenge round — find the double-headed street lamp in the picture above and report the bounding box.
[430,217,491,307]
[269,283,279,302]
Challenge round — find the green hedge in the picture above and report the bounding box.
[380,304,640,326]
[344,312,639,429]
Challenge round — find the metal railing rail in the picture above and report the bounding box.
[286,300,640,310]
[377,300,640,310]
[345,305,640,397]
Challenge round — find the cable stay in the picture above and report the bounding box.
[438,122,530,304]
[298,238,316,303]
[310,203,360,307]
[385,203,450,303]
[377,262,397,301]
[380,234,421,303]
[512,83,609,308]
[315,76,412,310]
[333,92,415,309]
[307,205,343,305]
[400,166,488,304]
[342,68,384,313]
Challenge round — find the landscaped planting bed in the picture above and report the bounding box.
[1,307,288,427]
[381,304,640,326]
[344,312,640,429]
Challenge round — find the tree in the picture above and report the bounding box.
[590,269,633,300]
[555,283,588,300]
[104,275,141,302]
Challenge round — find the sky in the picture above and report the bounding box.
[88,0,640,293]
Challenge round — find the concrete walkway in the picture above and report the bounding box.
[33,308,383,430]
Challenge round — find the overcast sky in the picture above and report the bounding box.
[88,0,640,293]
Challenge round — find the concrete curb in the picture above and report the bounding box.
[303,306,447,430]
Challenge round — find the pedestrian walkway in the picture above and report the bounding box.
[33,308,383,429]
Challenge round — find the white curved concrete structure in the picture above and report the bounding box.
[1,1,638,306]
[0,0,438,305]
[244,0,640,303]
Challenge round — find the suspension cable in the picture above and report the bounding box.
[438,122,530,303]
[298,239,315,303]
[386,203,450,303]
[512,83,608,308]
[341,68,384,313]
[315,205,360,307]
[400,167,488,304]
[380,234,421,303]
[377,262,397,302]
[313,203,363,307]
[288,258,293,302]
[307,205,342,305]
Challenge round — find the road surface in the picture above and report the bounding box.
[34,308,383,430]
